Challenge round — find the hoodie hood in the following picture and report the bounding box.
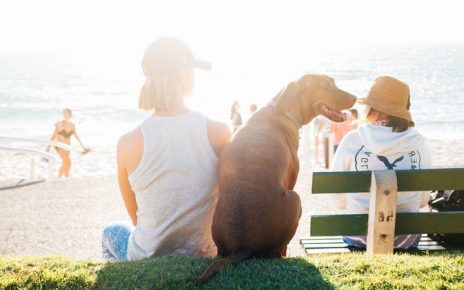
[357,124,426,156]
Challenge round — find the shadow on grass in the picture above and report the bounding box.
[93,256,334,290]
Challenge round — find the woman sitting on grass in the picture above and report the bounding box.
[331,76,431,249]
[102,37,231,261]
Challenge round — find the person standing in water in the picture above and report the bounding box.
[249,103,258,114]
[49,108,90,177]
[230,100,242,132]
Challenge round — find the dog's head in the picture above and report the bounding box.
[276,74,356,125]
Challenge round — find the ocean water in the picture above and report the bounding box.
[1,43,464,178]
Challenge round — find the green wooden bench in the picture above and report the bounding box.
[301,168,464,255]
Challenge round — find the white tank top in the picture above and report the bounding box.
[127,111,218,260]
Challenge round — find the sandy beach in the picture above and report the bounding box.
[0,138,463,259]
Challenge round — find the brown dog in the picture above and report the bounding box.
[197,74,356,284]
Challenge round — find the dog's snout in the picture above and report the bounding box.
[348,93,357,105]
[338,89,357,107]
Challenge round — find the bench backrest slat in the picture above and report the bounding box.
[312,168,464,194]
[311,212,464,236]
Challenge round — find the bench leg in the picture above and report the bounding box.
[366,170,398,255]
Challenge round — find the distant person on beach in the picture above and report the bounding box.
[249,103,258,114]
[349,108,359,122]
[349,108,360,129]
[312,115,328,165]
[328,110,357,153]
[102,37,231,261]
[331,76,431,249]
[230,100,242,132]
[49,108,90,177]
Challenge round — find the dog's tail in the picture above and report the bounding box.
[196,250,252,285]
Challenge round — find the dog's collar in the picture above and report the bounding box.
[284,111,302,129]
[268,100,302,130]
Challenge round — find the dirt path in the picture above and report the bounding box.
[1,138,461,258]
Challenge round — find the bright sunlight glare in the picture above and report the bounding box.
[1,0,463,119]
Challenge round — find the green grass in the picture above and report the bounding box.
[1,252,464,289]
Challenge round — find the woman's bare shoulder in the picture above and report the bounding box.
[117,128,143,153]
[206,119,231,156]
[207,119,230,133]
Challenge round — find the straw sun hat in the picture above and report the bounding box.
[358,76,413,122]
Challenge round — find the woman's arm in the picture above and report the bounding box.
[50,123,58,140]
[47,122,59,150]
[207,119,232,157]
[117,132,140,226]
[419,140,433,208]
[330,133,355,210]
[72,125,88,151]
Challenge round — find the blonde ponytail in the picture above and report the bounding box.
[139,68,193,112]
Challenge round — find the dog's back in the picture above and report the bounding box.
[212,108,298,256]
[197,75,356,285]
[196,109,300,285]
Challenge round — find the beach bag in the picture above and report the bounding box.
[428,190,464,247]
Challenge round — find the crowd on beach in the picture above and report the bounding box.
[49,99,347,179]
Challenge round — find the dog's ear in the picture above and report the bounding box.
[281,82,300,99]
[297,74,328,91]
[273,81,300,102]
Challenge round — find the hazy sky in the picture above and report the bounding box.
[1,0,463,55]
[1,0,463,116]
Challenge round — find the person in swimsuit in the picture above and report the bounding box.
[49,108,89,177]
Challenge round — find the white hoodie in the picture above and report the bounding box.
[331,124,432,213]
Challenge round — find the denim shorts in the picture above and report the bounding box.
[102,222,135,261]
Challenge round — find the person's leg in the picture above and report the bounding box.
[63,152,71,177]
[102,222,134,261]
[323,137,329,169]
[342,236,367,248]
[394,234,421,249]
[55,148,66,177]
[314,133,320,163]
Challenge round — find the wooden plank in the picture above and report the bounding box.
[393,212,464,234]
[312,171,371,193]
[305,248,352,254]
[305,243,349,249]
[417,241,443,246]
[366,171,397,255]
[416,245,446,251]
[311,212,464,236]
[301,236,345,243]
[301,236,343,240]
[311,214,368,236]
[302,239,346,244]
[312,168,464,194]
[396,168,464,191]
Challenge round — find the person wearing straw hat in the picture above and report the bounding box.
[331,76,432,249]
[102,37,231,261]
